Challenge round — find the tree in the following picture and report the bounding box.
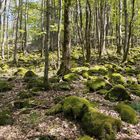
[57,0,71,76]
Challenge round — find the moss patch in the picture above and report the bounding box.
[24,70,37,82]
[14,67,27,76]
[63,96,93,119]
[63,73,79,82]
[115,103,138,124]
[110,73,125,84]
[87,77,108,91]
[77,135,94,140]
[81,107,121,140]
[129,84,140,97]
[89,65,107,76]
[105,85,131,101]
[0,108,13,125]
[0,80,12,92]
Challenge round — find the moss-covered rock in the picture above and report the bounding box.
[81,107,121,140]
[105,85,131,101]
[126,76,138,85]
[46,103,63,115]
[0,109,13,125]
[115,103,138,124]
[71,67,89,74]
[26,77,44,90]
[129,84,140,97]
[82,71,89,79]
[89,65,108,76]
[0,80,12,92]
[14,67,27,76]
[97,89,108,95]
[24,70,37,82]
[125,66,138,75]
[110,73,125,84]
[46,96,122,139]
[63,96,93,119]
[77,135,94,140]
[87,77,109,91]
[63,73,79,82]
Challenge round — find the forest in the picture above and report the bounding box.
[0,0,140,139]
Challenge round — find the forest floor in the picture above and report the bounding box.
[0,47,140,140]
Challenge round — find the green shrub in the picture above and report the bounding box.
[115,103,138,124]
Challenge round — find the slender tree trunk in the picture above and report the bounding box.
[57,0,71,76]
[57,0,62,69]
[44,0,50,90]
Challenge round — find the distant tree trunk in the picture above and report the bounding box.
[57,0,71,76]
[40,0,45,57]
[13,0,20,63]
[122,0,135,62]
[23,0,28,54]
[44,0,50,90]
[116,0,123,54]
[85,0,91,62]
[57,0,62,69]
[1,0,7,60]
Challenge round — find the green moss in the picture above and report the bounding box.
[110,73,125,84]
[1,64,9,71]
[137,74,140,84]
[24,70,37,82]
[46,103,62,115]
[115,103,138,124]
[126,76,138,85]
[125,66,138,75]
[82,71,89,79]
[63,96,93,119]
[129,102,140,113]
[17,90,39,99]
[129,84,140,97]
[53,82,71,91]
[0,109,13,125]
[0,80,12,92]
[77,135,94,140]
[97,89,108,95]
[26,77,44,90]
[87,78,107,91]
[105,85,131,101]
[71,67,89,74]
[14,67,27,76]
[89,65,107,75]
[13,100,36,109]
[81,107,121,140]
[64,73,79,82]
